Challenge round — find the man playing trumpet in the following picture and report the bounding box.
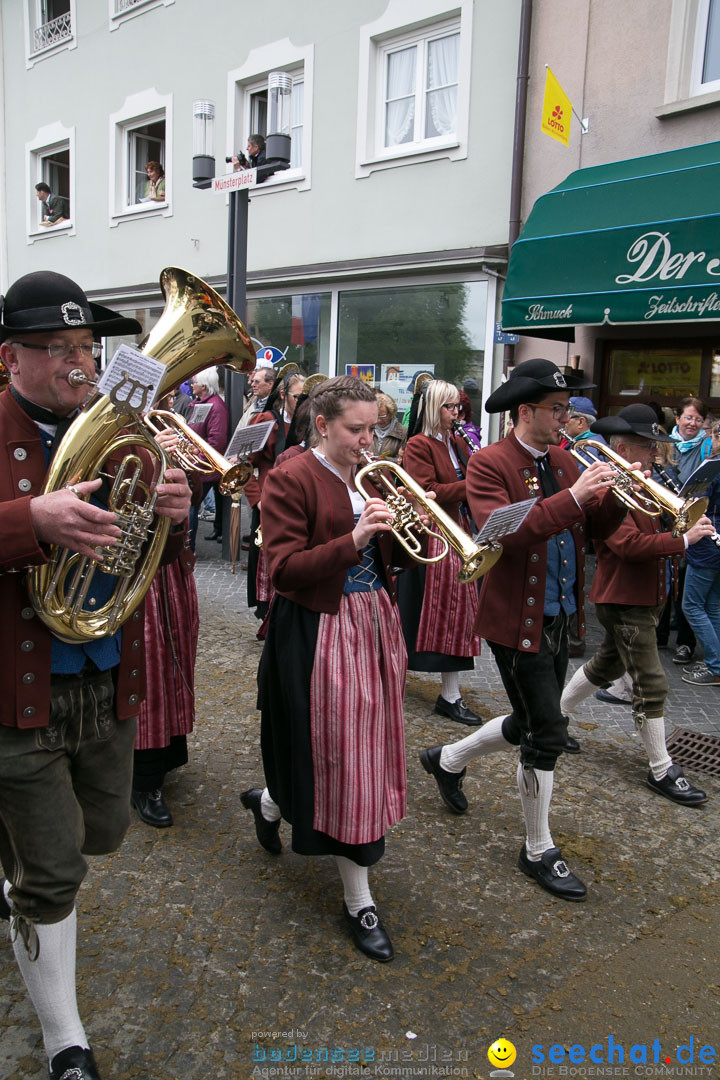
[561,403,711,806]
[420,359,626,902]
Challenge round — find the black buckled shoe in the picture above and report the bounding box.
[564,734,581,754]
[343,903,394,962]
[131,789,173,828]
[518,844,587,901]
[240,788,282,854]
[646,764,707,805]
[434,695,482,726]
[419,746,468,814]
[50,1045,102,1080]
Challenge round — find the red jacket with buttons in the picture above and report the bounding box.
[465,431,626,652]
[0,389,185,729]
[589,510,685,607]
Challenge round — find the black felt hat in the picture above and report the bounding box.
[485,358,595,414]
[0,271,142,343]
[591,403,673,443]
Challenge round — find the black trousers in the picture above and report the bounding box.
[488,613,569,771]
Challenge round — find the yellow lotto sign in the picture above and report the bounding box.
[541,66,572,146]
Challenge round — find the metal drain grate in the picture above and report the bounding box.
[666,728,720,779]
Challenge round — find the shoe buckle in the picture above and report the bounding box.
[674,776,691,792]
[359,910,379,931]
[57,1070,84,1080]
[552,859,570,878]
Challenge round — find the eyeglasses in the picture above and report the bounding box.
[12,341,102,361]
[288,392,302,400]
[528,403,571,420]
[442,402,461,411]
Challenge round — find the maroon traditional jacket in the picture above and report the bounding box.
[261,450,417,613]
[466,430,626,653]
[590,510,685,607]
[402,432,469,525]
[244,410,291,509]
[0,390,185,729]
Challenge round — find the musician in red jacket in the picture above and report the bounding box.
[0,271,191,1080]
[561,404,710,805]
[420,358,625,903]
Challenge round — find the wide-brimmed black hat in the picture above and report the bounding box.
[0,271,142,343]
[591,403,673,443]
[485,358,595,414]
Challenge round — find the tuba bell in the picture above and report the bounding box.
[28,267,256,643]
[355,452,501,583]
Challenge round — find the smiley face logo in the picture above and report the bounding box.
[488,1039,517,1069]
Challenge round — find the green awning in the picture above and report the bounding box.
[501,140,720,338]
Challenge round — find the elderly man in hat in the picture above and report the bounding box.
[420,358,627,902]
[0,271,191,1080]
[560,403,711,806]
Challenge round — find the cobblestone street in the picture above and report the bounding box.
[2,530,719,1080]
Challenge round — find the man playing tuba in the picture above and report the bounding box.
[0,271,191,1080]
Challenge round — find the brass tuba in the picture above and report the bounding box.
[28,267,256,643]
[354,453,501,583]
[561,430,708,536]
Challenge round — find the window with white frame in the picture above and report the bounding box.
[27,0,75,59]
[243,68,305,171]
[356,2,471,176]
[692,0,720,93]
[109,90,171,222]
[109,0,175,31]
[380,22,459,150]
[126,117,166,206]
[27,124,75,239]
[228,42,313,190]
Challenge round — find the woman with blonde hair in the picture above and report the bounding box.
[397,379,482,725]
[371,391,407,462]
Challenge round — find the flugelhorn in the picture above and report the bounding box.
[143,410,252,494]
[560,431,708,536]
[354,452,501,583]
[28,267,256,643]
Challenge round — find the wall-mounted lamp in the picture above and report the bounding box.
[192,99,215,189]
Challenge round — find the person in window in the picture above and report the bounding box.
[35,183,69,227]
[246,134,266,168]
[141,161,165,203]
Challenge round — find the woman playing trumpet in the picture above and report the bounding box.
[241,376,424,962]
[397,379,482,725]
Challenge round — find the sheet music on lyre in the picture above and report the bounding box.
[225,419,275,459]
[679,458,720,500]
[477,497,538,544]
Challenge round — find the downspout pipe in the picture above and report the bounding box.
[504,0,533,364]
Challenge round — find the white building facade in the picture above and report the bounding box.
[0,0,524,418]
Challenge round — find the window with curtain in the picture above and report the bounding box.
[381,23,459,151]
[693,0,720,92]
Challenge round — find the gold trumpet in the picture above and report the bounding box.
[354,452,501,583]
[561,430,708,536]
[143,409,253,495]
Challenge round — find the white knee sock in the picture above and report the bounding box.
[517,762,554,859]
[439,714,512,773]
[260,788,281,821]
[635,716,672,780]
[12,909,89,1064]
[440,671,461,703]
[560,665,596,714]
[335,856,374,916]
